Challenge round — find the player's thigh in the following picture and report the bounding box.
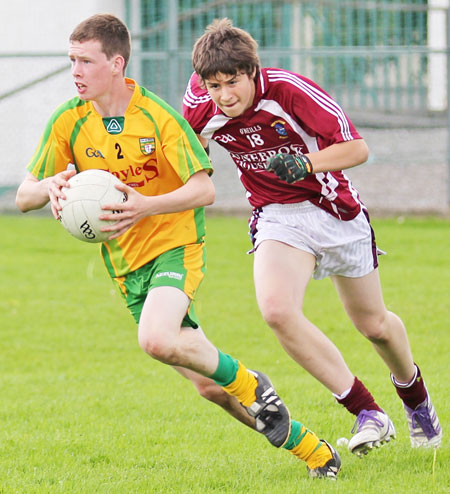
[121,243,204,330]
[253,239,315,307]
[332,269,387,331]
[139,286,190,340]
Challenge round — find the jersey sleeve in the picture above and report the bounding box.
[273,70,361,145]
[182,72,212,134]
[160,110,213,183]
[27,105,74,180]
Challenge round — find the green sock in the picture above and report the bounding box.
[283,420,328,465]
[208,350,239,386]
[283,420,305,450]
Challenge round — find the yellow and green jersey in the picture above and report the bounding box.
[28,78,213,278]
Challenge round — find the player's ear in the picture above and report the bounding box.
[111,54,125,75]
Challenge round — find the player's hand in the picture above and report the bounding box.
[48,169,77,219]
[99,183,148,239]
[265,153,313,184]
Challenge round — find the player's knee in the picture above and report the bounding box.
[357,313,389,343]
[259,297,296,329]
[138,333,176,363]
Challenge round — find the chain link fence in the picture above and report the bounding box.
[0,0,449,214]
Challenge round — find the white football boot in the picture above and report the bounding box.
[348,409,396,456]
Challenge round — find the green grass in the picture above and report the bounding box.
[0,213,449,493]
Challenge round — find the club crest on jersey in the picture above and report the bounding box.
[140,137,156,155]
[271,120,288,139]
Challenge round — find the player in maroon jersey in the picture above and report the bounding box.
[183,18,441,455]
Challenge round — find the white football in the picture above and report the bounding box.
[58,169,127,243]
[336,437,349,448]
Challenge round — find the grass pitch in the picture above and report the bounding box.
[0,213,448,493]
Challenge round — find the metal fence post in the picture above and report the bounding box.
[167,0,178,109]
[428,1,448,111]
[447,3,450,206]
[128,0,142,84]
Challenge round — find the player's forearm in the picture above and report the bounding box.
[197,134,209,148]
[306,139,369,174]
[16,177,50,212]
[145,170,215,215]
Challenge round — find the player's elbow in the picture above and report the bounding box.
[15,188,32,213]
[355,139,369,165]
[15,177,48,213]
[203,183,215,206]
[15,192,45,213]
[197,173,215,206]
[190,170,215,207]
[15,196,27,213]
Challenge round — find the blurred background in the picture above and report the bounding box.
[1,0,449,215]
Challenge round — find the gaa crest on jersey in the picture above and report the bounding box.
[139,137,156,155]
[271,120,288,139]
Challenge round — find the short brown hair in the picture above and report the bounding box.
[192,18,260,82]
[70,14,131,70]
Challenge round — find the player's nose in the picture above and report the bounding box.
[71,60,82,76]
[220,86,234,101]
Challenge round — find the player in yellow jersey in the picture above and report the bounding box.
[15,14,340,479]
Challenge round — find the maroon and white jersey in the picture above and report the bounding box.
[183,68,365,220]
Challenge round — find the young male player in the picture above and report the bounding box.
[182,18,442,455]
[15,14,340,479]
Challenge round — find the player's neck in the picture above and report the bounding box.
[93,78,134,117]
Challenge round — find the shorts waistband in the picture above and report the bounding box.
[261,201,318,214]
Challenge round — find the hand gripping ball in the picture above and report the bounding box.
[58,169,127,243]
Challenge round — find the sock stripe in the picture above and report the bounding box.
[391,365,418,388]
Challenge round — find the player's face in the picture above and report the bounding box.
[204,71,256,117]
[69,40,115,101]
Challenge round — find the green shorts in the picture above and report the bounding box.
[112,243,206,328]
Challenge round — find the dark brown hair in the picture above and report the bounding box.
[192,18,260,82]
[70,14,131,70]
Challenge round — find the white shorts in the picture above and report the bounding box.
[249,201,380,280]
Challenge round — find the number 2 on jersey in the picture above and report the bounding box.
[115,143,124,159]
